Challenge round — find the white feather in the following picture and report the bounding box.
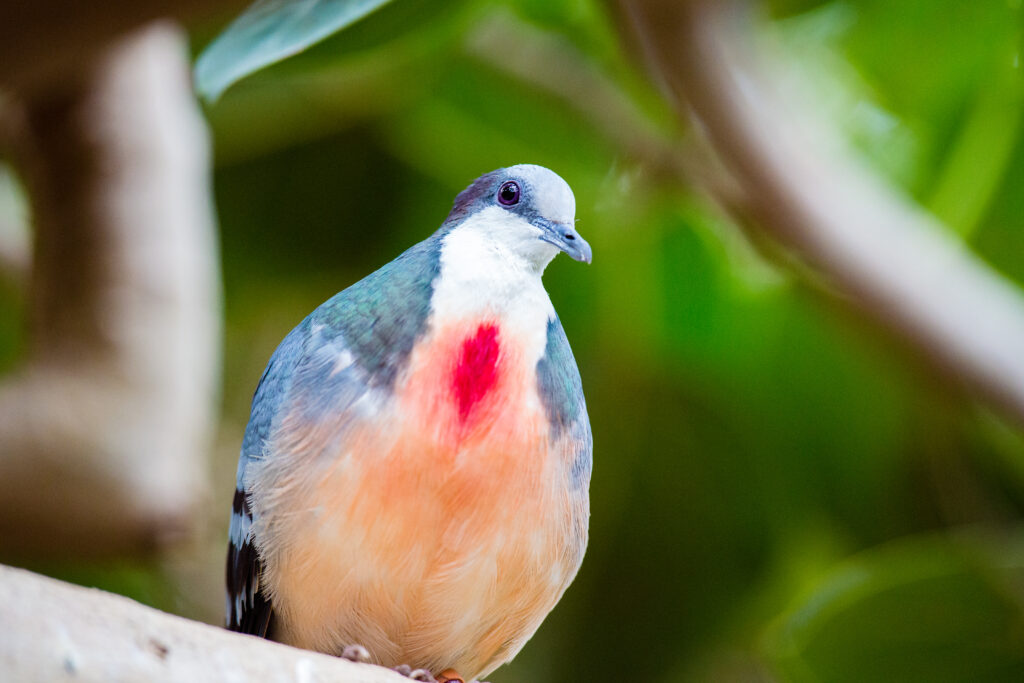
[431,206,562,365]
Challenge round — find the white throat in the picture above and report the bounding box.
[429,210,557,355]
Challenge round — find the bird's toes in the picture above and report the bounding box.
[341,644,371,663]
[436,669,466,683]
[392,664,436,681]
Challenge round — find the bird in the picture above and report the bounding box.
[226,164,593,683]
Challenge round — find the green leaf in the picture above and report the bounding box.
[194,0,396,101]
[763,535,1024,683]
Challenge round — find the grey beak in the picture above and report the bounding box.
[535,218,593,264]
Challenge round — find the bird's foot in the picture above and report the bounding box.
[393,664,436,681]
[343,647,434,681]
[341,644,372,663]
[436,669,489,683]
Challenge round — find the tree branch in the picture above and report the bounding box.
[615,0,1024,424]
[0,564,410,682]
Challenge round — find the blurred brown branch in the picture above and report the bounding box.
[0,23,221,556]
[0,0,247,93]
[463,10,746,222]
[615,0,1024,425]
[465,11,698,187]
[0,563,411,682]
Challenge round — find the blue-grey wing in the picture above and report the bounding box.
[225,236,442,635]
[226,318,306,635]
[537,316,593,489]
[225,315,372,635]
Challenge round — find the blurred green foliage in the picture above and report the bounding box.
[198,0,1024,680]
[3,0,1022,681]
[764,534,1024,682]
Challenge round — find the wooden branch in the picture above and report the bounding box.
[616,0,1024,424]
[0,564,409,683]
[0,23,221,556]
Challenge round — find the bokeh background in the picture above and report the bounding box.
[3,0,1024,681]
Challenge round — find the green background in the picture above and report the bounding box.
[9,1,1024,681]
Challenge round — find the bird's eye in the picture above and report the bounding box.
[497,181,520,206]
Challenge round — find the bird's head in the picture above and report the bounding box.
[443,164,592,272]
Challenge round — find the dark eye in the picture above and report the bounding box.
[497,181,520,206]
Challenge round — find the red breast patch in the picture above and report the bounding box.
[452,323,501,422]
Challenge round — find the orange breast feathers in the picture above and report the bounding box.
[335,319,551,536]
[400,319,548,463]
[262,318,579,676]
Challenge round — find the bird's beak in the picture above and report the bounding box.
[534,217,593,264]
